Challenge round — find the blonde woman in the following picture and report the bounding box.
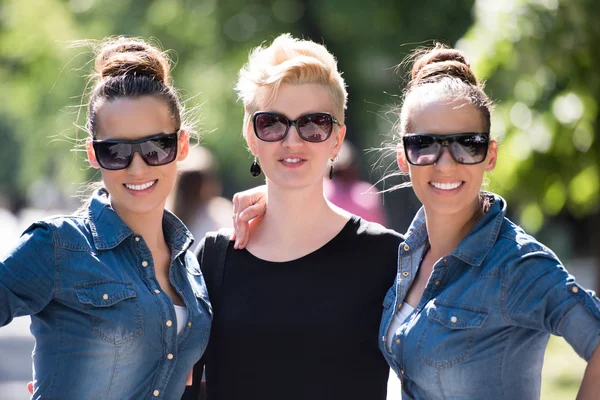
[183,34,403,400]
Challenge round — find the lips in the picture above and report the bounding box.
[124,180,157,191]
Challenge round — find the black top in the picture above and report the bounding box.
[185,216,402,400]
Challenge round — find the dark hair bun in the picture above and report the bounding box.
[95,37,171,85]
[411,44,477,86]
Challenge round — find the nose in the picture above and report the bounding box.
[127,151,148,173]
[281,125,304,148]
[433,147,456,169]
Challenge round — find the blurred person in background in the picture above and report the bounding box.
[1,36,212,399]
[168,145,232,242]
[323,140,388,225]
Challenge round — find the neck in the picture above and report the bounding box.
[264,181,333,233]
[111,202,167,250]
[424,198,483,259]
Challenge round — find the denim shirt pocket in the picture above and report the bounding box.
[75,281,143,345]
[417,302,488,369]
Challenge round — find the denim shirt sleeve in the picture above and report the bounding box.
[0,222,57,326]
[505,249,600,361]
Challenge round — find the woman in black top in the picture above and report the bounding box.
[183,33,402,400]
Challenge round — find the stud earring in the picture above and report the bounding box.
[250,157,262,177]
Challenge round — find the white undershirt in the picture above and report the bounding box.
[173,304,188,335]
[386,302,415,352]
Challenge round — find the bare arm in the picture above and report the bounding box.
[577,342,600,399]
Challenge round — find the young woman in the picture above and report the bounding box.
[184,34,403,400]
[232,44,600,399]
[378,44,600,400]
[0,37,212,399]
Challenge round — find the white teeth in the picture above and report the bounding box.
[125,180,157,191]
[282,158,302,164]
[430,181,462,190]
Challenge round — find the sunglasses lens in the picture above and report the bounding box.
[140,136,178,166]
[297,113,333,142]
[254,113,288,141]
[404,135,441,165]
[451,134,488,164]
[94,142,132,170]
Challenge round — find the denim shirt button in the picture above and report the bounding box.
[167,353,174,360]
[135,236,140,242]
[450,316,458,323]
[435,280,441,286]
[166,320,173,327]
[154,289,160,294]
[403,244,410,251]
[102,294,108,300]
[153,390,160,396]
[396,338,401,344]
[572,286,579,294]
[382,336,386,342]
[187,321,192,327]
[142,261,149,267]
[403,272,409,277]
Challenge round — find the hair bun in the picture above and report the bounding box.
[95,37,171,85]
[411,44,477,86]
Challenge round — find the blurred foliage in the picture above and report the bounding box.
[459,0,599,236]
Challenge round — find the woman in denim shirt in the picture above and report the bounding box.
[0,37,212,399]
[378,44,600,399]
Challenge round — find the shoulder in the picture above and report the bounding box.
[483,216,562,278]
[23,214,94,251]
[496,216,558,260]
[353,216,404,240]
[340,215,404,252]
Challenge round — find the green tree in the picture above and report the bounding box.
[461,0,600,287]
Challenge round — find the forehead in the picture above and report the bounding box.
[95,96,175,140]
[260,83,335,118]
[409,98,485,134]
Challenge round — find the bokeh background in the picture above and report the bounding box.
[0,0,598,398]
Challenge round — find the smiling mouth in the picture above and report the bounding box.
[429,181,463,190]
[124,180,157,191]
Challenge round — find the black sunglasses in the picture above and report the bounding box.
[92,132,179,170]
[402,133,490,166]
[252,112,341,143]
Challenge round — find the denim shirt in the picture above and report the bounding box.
[379,193,600,400]
[0,189,212,400]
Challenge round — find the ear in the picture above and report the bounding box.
[177,130,190,161]
[484,140,498,172]
[396,142,409,173]
[330,124,347,159]
[86,137,100,169]
[245,119,259,157]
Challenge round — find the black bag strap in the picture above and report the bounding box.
[197,228,232,313]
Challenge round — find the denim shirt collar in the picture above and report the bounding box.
[403,192,507,267]
[87,188,194,257]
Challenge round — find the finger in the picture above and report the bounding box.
[186,369,193,386]
[238,202,266,222]
[27,381,33,394]
[232,194,240,245]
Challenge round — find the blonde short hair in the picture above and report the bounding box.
[235,33,347,135]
